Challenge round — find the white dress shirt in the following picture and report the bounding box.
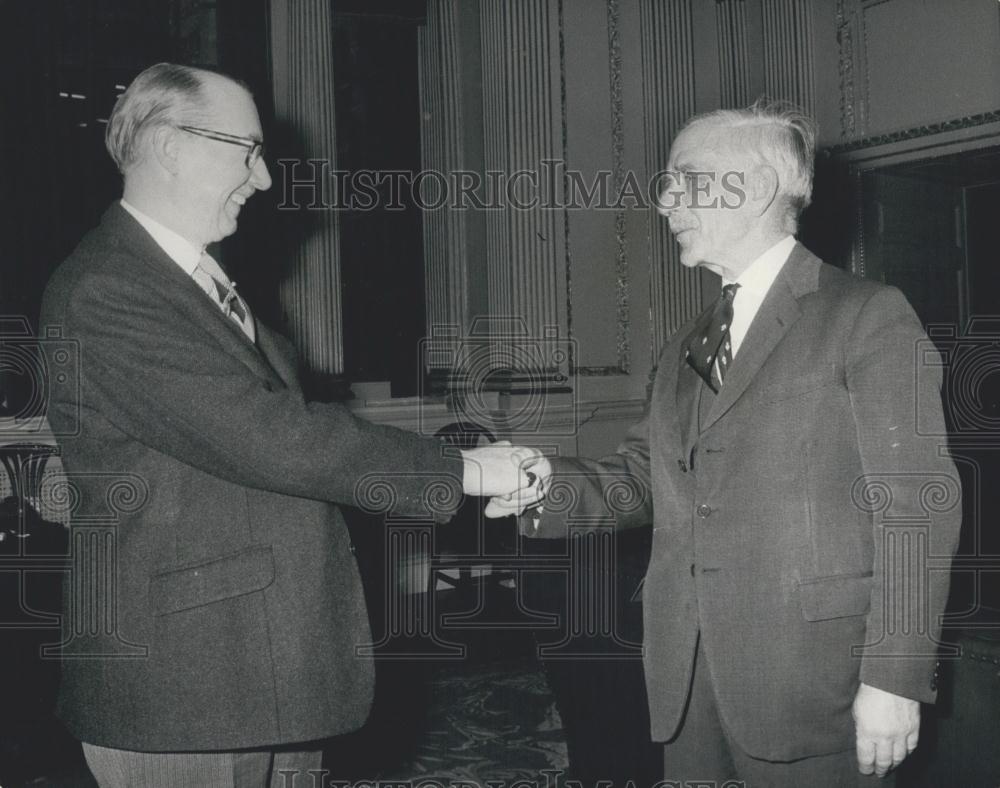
[725,234,796,358]
[120,199,255,341]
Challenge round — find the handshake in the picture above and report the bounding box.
[460,442,552,518]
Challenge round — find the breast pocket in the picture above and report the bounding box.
[759,364,845,404]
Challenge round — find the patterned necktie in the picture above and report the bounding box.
[685,283,739,393]
[206,276,247,323]
[194,256,255,341]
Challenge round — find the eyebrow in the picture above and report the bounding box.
[671,158,707,172]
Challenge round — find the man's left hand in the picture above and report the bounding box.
[484,454,551,518]
[853,682,920,777]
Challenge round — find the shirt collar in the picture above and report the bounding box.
[725,234,796,295]
[120,199,204,275]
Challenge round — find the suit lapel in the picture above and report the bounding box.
[107,204,286,389]
[700,243,818,433]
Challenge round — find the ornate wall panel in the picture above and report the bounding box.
[559,0,632,376]
[832,0,1000,144]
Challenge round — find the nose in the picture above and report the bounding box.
[250,157,272,191]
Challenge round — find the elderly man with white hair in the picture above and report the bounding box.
[494,102,960,787]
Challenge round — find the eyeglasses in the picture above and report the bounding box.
[177,125,264,169]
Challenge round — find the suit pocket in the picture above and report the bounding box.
[797,571,872,622]
[150,545,275,616]
[760,364,844,403]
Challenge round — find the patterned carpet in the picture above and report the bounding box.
[384,660,568,784]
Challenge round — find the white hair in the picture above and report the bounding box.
[680,99,817,232]
[105,63,244,174]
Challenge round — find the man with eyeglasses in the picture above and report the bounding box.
[41,62,537,787]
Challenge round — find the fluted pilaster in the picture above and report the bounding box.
[480,0,565,342]
[419,0,470,341]
[717,0,754,109]
[761,0,817,115]
[269,0,343,376]
[640,0,703,357]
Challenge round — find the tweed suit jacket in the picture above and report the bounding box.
[531,243,961,762]
[41,203,464,751]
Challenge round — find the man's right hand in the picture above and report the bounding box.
[460,441,542,498]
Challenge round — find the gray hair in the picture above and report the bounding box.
[681,99,817,232]
[105,63,215,174]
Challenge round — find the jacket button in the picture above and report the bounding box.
[349,543,357,556]
[696,504,712,518]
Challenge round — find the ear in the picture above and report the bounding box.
[150,125,182,175]
[749,164,779,217]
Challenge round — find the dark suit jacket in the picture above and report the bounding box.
[41,203,463,751]
[532,243,961,761]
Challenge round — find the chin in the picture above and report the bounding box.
[214,219,238,241]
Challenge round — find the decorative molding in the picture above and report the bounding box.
[577,365,630,378]
[851,169,865,279]
[608,0,630,376]
[574,0,631,379]
[824,110,1000,156]
[835,0,857,138]
[559,0,574,376]
[860,0,871,136]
